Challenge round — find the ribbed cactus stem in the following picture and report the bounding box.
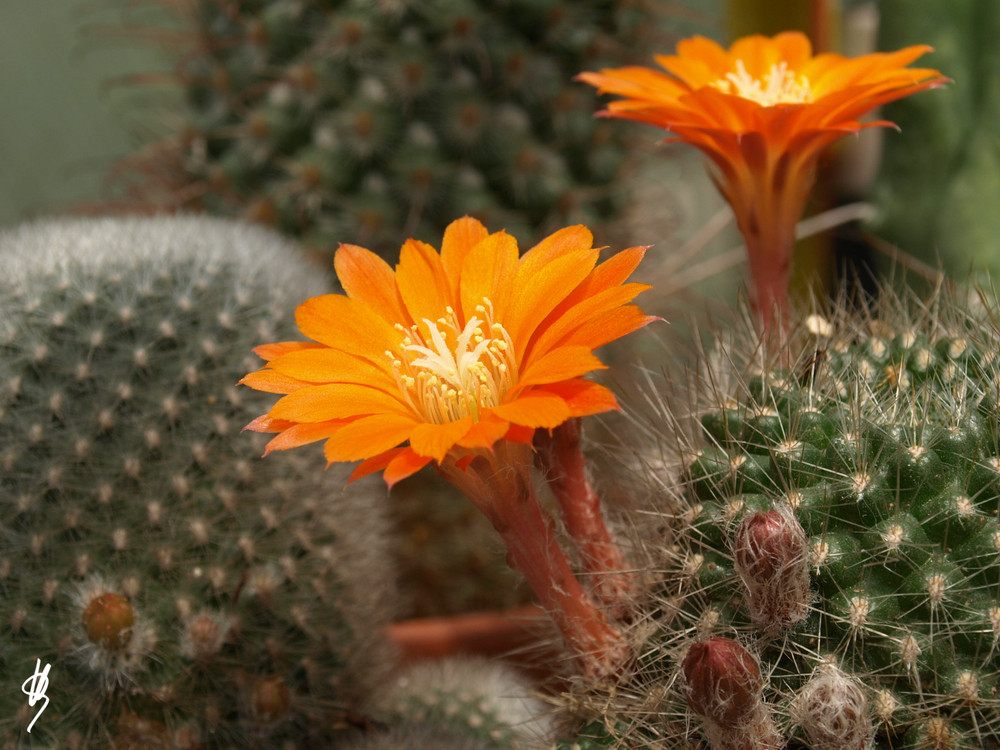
[535,418,636,614]
[438,440,628,680]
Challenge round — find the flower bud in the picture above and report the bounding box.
[251,675,291,721]
[733,508,810,630]
[82,592,135,649]
[682,637,762,729]
[792,668,873,750]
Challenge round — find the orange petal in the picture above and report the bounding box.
[440,216,490,299]
[252,341,323,362]
[558,306,659,352]
[243,414,297,434]
[671,35,731,79]
[270,383,410,423]
[457,415,510,450]
[409,416,475,463]
[349,448,406,483]
[239,369,312,394]
[517,225,593,280]
[459,231,519,323]
[528,283,653,361]
[540,379,620,417]
[396,238,452,327]
[503,424,536,444]
[268,348,397,389]
[264,421,344,455]
[295,294,403,371]
[384,448,434,488]
[508,247,600,358]
[323,413,418,463]
[334,243,409,326]
[514,346,606,393]
[490,392,571,428]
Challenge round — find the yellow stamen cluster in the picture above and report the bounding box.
[387,299,518,423]
[712,60,812,106]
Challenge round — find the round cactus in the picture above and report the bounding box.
[0,216,399,748]
[371,656,557,750]
[106,0,699,258]
[559,287,1000,749]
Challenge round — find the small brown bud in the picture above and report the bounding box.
[733,508,810,630]
[251,675,291,721]
[82,592,135,649]
[683,637,762,729]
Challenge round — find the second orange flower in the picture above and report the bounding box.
[579,31,947,329]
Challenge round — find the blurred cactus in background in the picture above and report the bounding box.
[0,216,399,748]
[104,0,713,259]
[874,0,1000,277]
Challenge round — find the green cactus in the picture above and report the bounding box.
[557,286,1000,749]
[0,216,400,748]
[108,0,713,258]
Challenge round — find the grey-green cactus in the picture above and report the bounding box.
[371,656,556,750]
[108,0,705,258]
[559,286,1000,749]
[0,216,399,749]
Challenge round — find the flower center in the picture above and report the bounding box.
[387,299,517,424]
[711,60,812,105]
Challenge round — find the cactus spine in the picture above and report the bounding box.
[0,216,399,749]
[558,287,1000,749]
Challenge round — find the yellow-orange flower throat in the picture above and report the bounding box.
[711,61,812,105]
[388,298,517,424]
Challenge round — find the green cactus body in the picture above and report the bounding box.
[110,0,704,257]
[659,299,1000,749]
[558,293,1000,750]
[0,216,399,748]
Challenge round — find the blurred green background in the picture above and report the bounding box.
[0,1,178,229]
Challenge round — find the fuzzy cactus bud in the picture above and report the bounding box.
[82,592,135,649]
[251,675,291,722]
[792,667,874,750]
[733,507,810,631]
[683,637,762,728]
[682,637,783,750]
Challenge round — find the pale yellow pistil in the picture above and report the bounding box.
[712,60,812,106]
[387,299,518,424]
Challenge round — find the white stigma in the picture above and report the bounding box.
[713,60,812,106]
[388,299,517,424]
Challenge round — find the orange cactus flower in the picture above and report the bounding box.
[241,216,653,484]
[240,216,654,677]
[579,31,948,329]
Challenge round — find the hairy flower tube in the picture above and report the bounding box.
[240,216,655,677]
[579,31,947,330]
